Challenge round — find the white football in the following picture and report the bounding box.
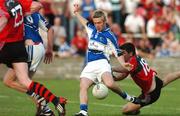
[92,83,108,100]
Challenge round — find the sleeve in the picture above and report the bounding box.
[38,14,50,31]
[39,14,51,29]
[85,21,94,40]
[107,32,123,57]
[18,0,32,13]
[86,21,95,30]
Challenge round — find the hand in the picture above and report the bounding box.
[44,49,53,64]
[73,3,80,14]
[123,63,133,71]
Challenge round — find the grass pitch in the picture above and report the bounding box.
[0,57,180,116]
[0,78,180,116]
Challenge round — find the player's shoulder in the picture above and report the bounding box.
[129,56,138,64]
[103,28,116,40]
[31,12,40,17]
[17,0,32,5]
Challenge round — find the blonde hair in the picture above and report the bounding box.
[92,10,107,22]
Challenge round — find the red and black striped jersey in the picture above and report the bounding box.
[129,55,156,94]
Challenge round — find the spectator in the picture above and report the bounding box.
[57,36,72,58]
[111,23,125,45]
[146,11,161,38]
[124,0,139,15]
[110,0,125,28]
[52,16,67,52]
[124,7,146,39]
[81,0,96,20]
[136,38,154,59]
[71,29,88,56]
[156,31,180,57]
[95,0,112,13]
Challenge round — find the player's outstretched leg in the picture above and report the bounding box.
[27,81,67,115]
[162,71,180,87]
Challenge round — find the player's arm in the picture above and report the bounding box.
[112,66,129,81]
[38,14,54,64]
[0,16,7,32]
[0,9,8,32]
[73,3,88,27]
[117,56,133,73]
[25,1,43,15]
[108,35,132,73]
[43,26,53,64]
[114,73,129,81]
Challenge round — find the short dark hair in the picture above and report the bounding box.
[119,43,136,55]
[92,10,107,22]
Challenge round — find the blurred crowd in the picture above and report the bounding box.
[37,0,180,59]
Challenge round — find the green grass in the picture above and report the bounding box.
[0,57,180,116]
[0,78,180,116]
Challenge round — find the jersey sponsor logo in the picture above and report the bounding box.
[88,40,105,51]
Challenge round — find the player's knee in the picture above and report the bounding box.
[3,78,13,88]
[104,81,114,89]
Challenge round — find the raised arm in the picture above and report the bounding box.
[73,3,88,27]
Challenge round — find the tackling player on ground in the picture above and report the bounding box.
[112,43,180,115]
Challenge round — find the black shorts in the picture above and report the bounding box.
[138,76,163,107]
[0,40,28,68]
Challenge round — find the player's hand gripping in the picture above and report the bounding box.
[123,63,133,71]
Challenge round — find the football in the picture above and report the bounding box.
[92,83,108,100]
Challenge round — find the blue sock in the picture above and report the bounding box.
[80,104,88,111]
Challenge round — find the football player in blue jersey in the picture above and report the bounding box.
[3,12,67,116]
[73,3,140,116]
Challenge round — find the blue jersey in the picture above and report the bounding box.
[24,12,50,43]
[86,22,122,63]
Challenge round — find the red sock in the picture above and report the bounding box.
[28,81,59,106]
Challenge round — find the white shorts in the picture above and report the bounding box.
[80,59,111,83]
[26,43,45,72]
